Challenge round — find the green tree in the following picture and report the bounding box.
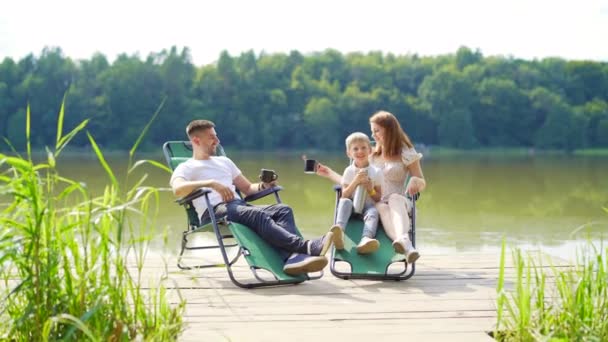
[578,99,608,147]
[455,46,483,70]
[14,48,76,148]
[473,78,532,146]
[530,87,581,150]
[303,97,339,148]
[0,58,21,143]
[565,61,608,105]
[98,54,163,148]
[419,66,477,147]
[151,46,195,146]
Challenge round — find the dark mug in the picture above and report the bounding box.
[304,159,317,174]
[260,169,278,183]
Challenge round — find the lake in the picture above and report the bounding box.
[54,150,608,259]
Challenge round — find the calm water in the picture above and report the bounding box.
[54,151,608,259]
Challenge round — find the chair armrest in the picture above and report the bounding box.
[243,185,283,202]
[176,188,211,206]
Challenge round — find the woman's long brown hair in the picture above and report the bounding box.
[370,111,414,158]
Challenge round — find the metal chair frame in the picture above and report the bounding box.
[163,141,314,288]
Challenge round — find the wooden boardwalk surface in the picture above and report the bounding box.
[133,248,567,342]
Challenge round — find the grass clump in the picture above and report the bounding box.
[0,100,184,340]
[495,235,608,341]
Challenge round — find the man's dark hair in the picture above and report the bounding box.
[186,120,215,138]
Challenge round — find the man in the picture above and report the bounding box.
[170,120,334,276]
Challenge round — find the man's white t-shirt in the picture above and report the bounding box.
[170,157,242,218]
[342,164,383,206]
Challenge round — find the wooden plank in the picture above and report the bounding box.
[95,252,574,340]
[178,328,495,342]
[178,317,497,336]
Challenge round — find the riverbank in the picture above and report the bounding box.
[4,146,608,158]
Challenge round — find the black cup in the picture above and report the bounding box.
[304,159,317,174]
[260,169,278,183]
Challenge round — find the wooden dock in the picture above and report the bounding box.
[133,249,557,342]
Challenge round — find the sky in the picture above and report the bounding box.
[1,0,607,66]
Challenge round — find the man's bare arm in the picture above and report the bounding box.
[233,174,265,196]
[171,177,235,202]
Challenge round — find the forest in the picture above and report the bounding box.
[1,46,607,151]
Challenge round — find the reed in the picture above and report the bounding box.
[495,234,608,341]
[0,99,184,340]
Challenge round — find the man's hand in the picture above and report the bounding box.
[210,181,235,202]
[261,180,278,191]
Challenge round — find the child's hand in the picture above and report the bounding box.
[354,170,369,186]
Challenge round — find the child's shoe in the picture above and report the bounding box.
[330,225,344,250]
[356,236,379,254]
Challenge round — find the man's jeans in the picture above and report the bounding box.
[335,198,379,238]
[201,199,307,261]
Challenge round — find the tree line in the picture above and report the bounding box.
[1,46,607,151]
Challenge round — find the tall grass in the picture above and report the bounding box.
[495,233,608,341]
[0,99,184,340]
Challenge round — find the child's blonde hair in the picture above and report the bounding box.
[345,132,371,149]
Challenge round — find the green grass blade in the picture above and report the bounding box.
[86,132,118,190]
[3,156,31,171]
[26,103,31,160]
[62,304,102,341]
[56,119,89,157]
[46,147,56,169]
[43,314,98,342]
[128,159,172,175]
[2,137,19,156]
[55,94,66,149]
[129,97,166,159]
[496,238,506,332]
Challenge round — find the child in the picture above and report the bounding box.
[330,132,383,254]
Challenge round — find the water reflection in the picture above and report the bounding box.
[52,152,608,257]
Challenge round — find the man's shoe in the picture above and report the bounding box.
[283,253,328,276]
[308,231,334,256]
[356,236,379,254]
[330,225,344,250]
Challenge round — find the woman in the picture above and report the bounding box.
[317,111,426,263]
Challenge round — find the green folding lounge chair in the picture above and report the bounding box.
[330,185,419,281]
[163,141,320,288]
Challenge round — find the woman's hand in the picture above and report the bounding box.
[405,176,426,196]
